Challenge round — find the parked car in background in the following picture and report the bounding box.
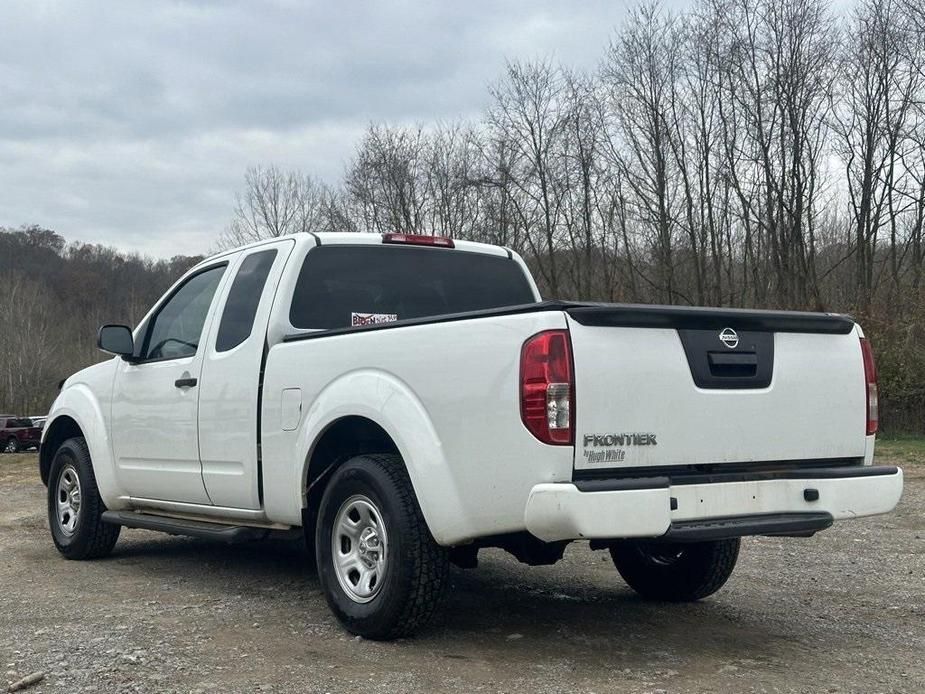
[29,416,47,430]
[1,416,43,453]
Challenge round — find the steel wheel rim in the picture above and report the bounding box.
[331,494,388,603]
[56,464,82,537]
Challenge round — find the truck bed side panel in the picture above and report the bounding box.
[260,311,573,543]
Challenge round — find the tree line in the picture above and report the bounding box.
[223,0,925,431]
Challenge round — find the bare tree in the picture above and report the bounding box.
[423,122,487,240]
[602,2,686,303]
[342,125,431,235]
[220,165,331,248]
[486,59,569,296]
[559,68,617,299]
[833,0,923,309]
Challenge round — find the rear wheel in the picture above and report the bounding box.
[47,437,120,559]
[610,538,740,602]
[315,454,449,640]
[4,437,19,454]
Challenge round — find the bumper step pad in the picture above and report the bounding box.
[662,512,833,542]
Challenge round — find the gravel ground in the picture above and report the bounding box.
[1,452,922,694]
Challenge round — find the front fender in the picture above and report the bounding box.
[43,372,128,510]
[264,369,467,545]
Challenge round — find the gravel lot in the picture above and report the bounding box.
[1,451,922,693]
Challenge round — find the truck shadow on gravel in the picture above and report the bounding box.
[101,532,817,657]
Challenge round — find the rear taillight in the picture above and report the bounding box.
[520,330,574,445]
[860,337,878,435]
[382,233,455,248]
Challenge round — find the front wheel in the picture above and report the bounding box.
[610,538,740,602]
[315,454,449,640]
[4,437,19,454]
[47,437,120,559]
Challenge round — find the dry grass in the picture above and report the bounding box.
[0,452,39,484]
[875,437,925,466]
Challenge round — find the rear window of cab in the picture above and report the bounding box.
[289,245,536,330]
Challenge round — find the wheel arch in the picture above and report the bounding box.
[40,415,84,485]
[300,416,399,539]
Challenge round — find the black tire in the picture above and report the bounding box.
[4,437,19,454]
[610,538,740,602]
[47,437,120,560]
[315,454,449,640]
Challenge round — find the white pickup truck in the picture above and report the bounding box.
[41,232,903,639]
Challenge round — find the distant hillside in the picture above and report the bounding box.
[0,225,202,415]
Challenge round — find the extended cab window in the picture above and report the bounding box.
[289,245,536,329]
[215,249,278,352]
[141,265,225,360]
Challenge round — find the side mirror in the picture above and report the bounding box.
[97,324,135,359]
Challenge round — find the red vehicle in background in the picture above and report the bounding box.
[1,416,43,453]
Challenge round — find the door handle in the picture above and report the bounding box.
[174,377,198,388]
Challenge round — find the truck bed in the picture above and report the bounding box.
[270,297,868,541]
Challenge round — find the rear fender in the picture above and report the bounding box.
[268,369,465,545]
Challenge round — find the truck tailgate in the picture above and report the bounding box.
[566,305,866,472]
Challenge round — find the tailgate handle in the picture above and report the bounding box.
[707,351,758,378]
[708,352,758,366]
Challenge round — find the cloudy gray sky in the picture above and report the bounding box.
[0,0,654,258]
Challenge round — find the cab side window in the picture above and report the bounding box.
[215,249,278,352]
[142,265,226,361]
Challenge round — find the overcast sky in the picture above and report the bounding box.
[0,1,660,258]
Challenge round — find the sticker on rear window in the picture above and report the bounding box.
[351,312,398,327]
